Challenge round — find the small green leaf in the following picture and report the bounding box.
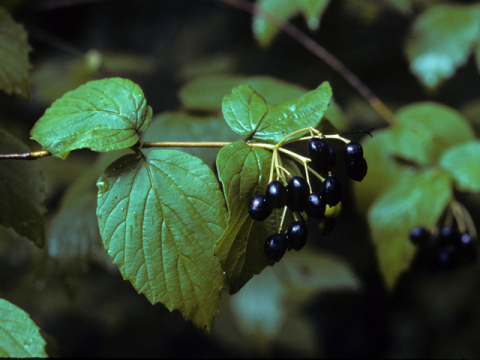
[0,299,47,357]
[368,169,452,290]
[253,81,332,143]
[253,0,330,47]
[393,102,475,165]
[97,150,227,333]
[405,4,480,88]
[31,78,152,159]
[141,112,240,168]
[215,142,299,294]
[0,129,46,247]
[0,7,31,100]
[222,82,331,143]
[222,84,275,138]
[439,140,480,193]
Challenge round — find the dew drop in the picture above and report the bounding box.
[97,179,110,197]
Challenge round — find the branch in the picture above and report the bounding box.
[213,0,397,125]
[0,151,51,160]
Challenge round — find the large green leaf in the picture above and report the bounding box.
[96,150,227,333]
[253,0,331,47]
[392,102,475,165]
[215,141,300,294]
[0,299,47,357]
[141,112,240,169]
[31,78,152,159]
[0,7,31,100]
[0,129,46,247]
[439,140,480,193]
[222,82,331,143]
[368,169,452,290]
[405,4,480,88]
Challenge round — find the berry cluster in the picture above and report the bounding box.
[247,132,368,264]
[410,226,477,271]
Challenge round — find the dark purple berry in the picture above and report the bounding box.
[320,175,342,206]
[430,243,461,271]
[305,193,326,220]
[345,157,368,182]
[264,233,288,261]
[287,176,310,211]
[458,233,477,263]
[343,142,363,161]
[437,226,460,246]
[409,226,431,247]
[248,194,272,221]
[286,221,308,251]
[319,216,336,235]
[265,180,287,208]
[325,146,336,172]
[308,138,329,166]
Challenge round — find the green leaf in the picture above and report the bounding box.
[222,84,275,138]
[0,299,47,357]
[368,169,452,290]
[96,150,227,333]
[0,129,46,247]
[0,7,31,100]
[253,0,330,47]
[393,102,475,165]
[253,81,332,143]
[405,4,480,88]
[31,78,152,159]
[141,112,240,168]
[215,142,300,294]
[222,82,331,143]
[439,140,480,193]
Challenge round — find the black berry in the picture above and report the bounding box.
[325,145,336,172]
[320,175,342,206]
[265,180,288,208]
[287,176,310,211]
[458,233,477,263]
[286,221,308,251]
[308,138,329,166]
[345,157,368,182]
[430,243,461,271]
[343,142,363,161]
[248,194,272,221]
[264,233,288,261]
[437,226,459,246]
[319,216,336,235]
[409,226,431,247]
[305,193,326,220]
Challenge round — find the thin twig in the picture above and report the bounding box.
[214,0,397,125]
[0,151,51,160]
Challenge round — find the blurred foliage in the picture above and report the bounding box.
[0,0,479,357]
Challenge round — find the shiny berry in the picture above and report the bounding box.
[286,221,308,251]
[409,226,431,247]
[265,180,287,208]
[264,233,288,261]
[320,175,342,206]
[319,216,336,235]
[287,176,310,211]
[458,233,477,263]
[248,194,272,221]
[345,157,368,182]
[343,142,363,161]
[305,193,326,220]
[308,138,329,166]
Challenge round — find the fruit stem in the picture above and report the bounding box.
[451,200,477,238]
[277,206,289,234]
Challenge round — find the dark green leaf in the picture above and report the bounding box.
[368,169,452,289]
[215,141,299,294]
[31,78,152,159]
[97,150,227,333]
[393,102,475,165]
[439,140,480,193]
[253,0,331,47]
[405,4,480,88]
[0,7,31,100]
[0,129,46,247]
[0,298,47,357]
